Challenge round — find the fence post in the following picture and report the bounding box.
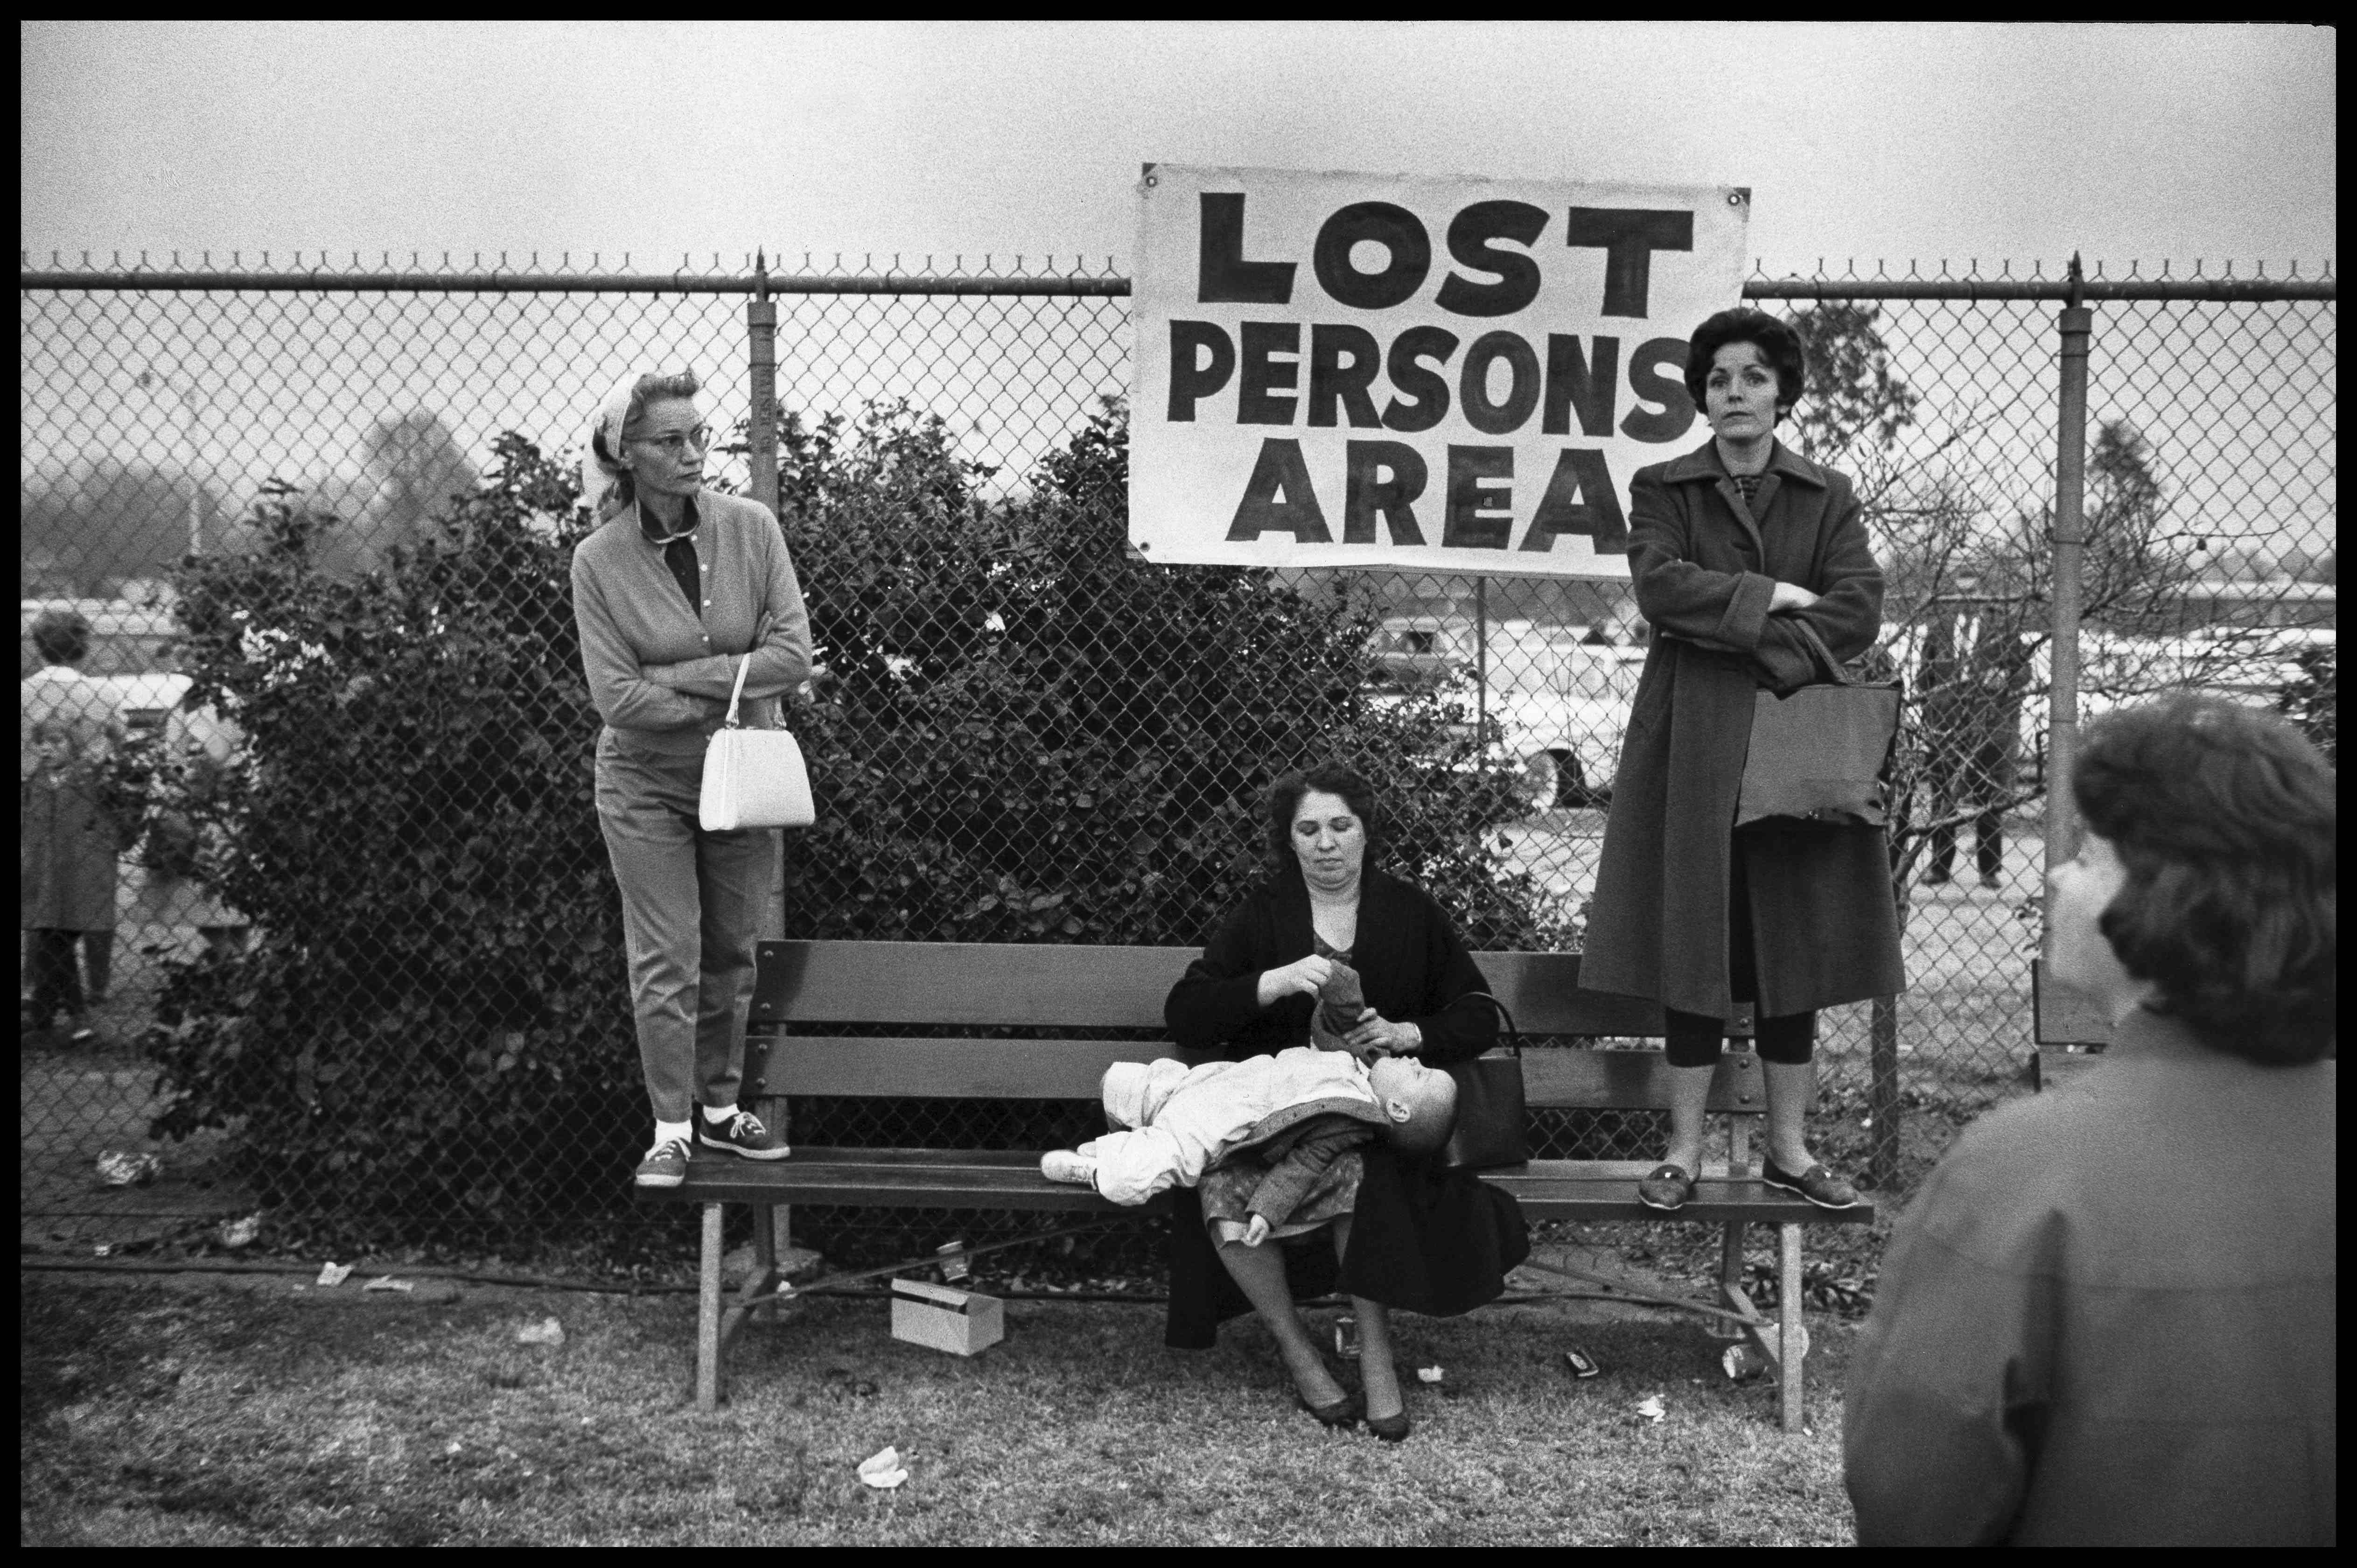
[2046,258,2093,882]
[1474,575,1490,738]
[1867,993,1900,1188]
[746,250,780,519]
[746,253,786,943]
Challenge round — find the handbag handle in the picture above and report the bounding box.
[1456,990,1523,1057]
[721,612,772,730]
[1787,618,1861,688]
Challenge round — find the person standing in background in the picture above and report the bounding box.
[1917,566,2033,888]
[21,609,125,1041]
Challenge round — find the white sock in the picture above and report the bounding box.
[703,1102,738,1124]
[654,1119,693,1148]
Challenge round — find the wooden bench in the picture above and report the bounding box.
[648,940,1878,1429]
[2032,957,2113,1090]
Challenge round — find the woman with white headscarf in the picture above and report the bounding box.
[569,371,812,1188]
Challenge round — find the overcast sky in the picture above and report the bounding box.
[20,21,2337,277]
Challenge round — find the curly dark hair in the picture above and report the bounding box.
[2073,693,2336,1065]
[1265,764,1379,865]
[1682,308,1806,424]
[30,608,92,666]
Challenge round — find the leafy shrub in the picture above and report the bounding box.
[776,396,1571,951]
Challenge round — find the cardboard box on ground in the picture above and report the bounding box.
[890,1278,1006,1357]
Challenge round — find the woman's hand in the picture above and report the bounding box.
[1769,581,1821,614]
[1256,954,1334,1008]
[1241,1214,1271,1247]
[1344,1009,1423,1056]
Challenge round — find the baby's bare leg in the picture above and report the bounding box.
[1216,1237,1345,1408]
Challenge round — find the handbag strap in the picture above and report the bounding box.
[1789,618,1860,687]
[722,612,771,730]
[1456,991,1523,1057]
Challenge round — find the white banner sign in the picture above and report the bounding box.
[1131,165,1749,579]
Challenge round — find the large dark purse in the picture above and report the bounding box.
[1736,620,1903,828]
[1438,992,1529,1171]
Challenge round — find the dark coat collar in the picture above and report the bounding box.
[1660,438,1829,489]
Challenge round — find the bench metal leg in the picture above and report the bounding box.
[752,1203,779,1325]
[695,1202,725,1412]
[1777,1222,1804,1433]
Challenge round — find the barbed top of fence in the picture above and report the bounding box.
[18,248,1134,296]
[23,250,2337,301]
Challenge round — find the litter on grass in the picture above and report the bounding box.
[1416,1366,1444,1384]
[1635,1395,1667,1423]
[218,1213,261,1249]
[1563,1348,1602,1380]
[516,1316,567,1347]
[364,1275,415,1294]
[315,1262,353,1288]
[95,1150,161,1186]
[857,1446,908,1490]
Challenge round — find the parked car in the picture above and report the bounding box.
[1366,614,1643,810]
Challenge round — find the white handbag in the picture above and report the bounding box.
[697,651,815,831]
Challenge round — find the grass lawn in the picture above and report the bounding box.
[21,1270,1860,1546]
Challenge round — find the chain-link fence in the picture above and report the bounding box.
[20,251,2335,1272]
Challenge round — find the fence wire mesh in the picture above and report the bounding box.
[20,252,2336,1278]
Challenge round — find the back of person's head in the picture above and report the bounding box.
[2073,693,2335,1065]
[1264,763,1380,862]
[30,609,92,667]
[1368,1055,1458,1155]
[1683,308,1807,423]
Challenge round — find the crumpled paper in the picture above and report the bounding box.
[857,1445,908,1490]
[516,1316,566,1347]
[315,1261,354,1287]
[1635,1395,1667,1423]
[96,1150,161,1187]
[1416,1365,1445,1384]
[364,1274,414,1294]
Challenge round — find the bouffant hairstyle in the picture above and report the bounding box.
[1683,308,1807,424]
[2073,693,2335,1065]
[1265,764,1380,865]
[30,609,92,667]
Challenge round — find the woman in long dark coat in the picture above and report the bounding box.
[1582,308,1903,1213]
[1164,764,1528,1442]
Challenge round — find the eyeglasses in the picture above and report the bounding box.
[632,424,712,454]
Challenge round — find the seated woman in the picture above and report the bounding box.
[1162,764,1529,1442]
[1844,694,2335,1545]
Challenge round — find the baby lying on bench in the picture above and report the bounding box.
[1040,966,1458,1244]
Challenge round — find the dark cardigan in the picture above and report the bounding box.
[1160,861,1530,1348]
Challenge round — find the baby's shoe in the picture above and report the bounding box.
[1040,1150,1098,1188]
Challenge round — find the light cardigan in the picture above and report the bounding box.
[569,490,813,756]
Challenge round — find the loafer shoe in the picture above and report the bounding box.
[1364,1406,1412,1443]
[1761,1157,1864,1210]
[634,1135,692,1189]
[1637,1162,1695,1212]
[698,1109,790,1161]
[1296,1387,1364,1429]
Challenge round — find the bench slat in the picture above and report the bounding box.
[745,1036,1769,1113]
[749,941,1740,1038]
[660,1149,1871,1225]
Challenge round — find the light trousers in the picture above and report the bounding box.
[594,735,774,1123]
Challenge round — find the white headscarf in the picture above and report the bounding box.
[581,373,644,521]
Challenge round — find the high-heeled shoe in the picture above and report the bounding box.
[1295,1386,1364,1428]
[1364,1405,1411,1443]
